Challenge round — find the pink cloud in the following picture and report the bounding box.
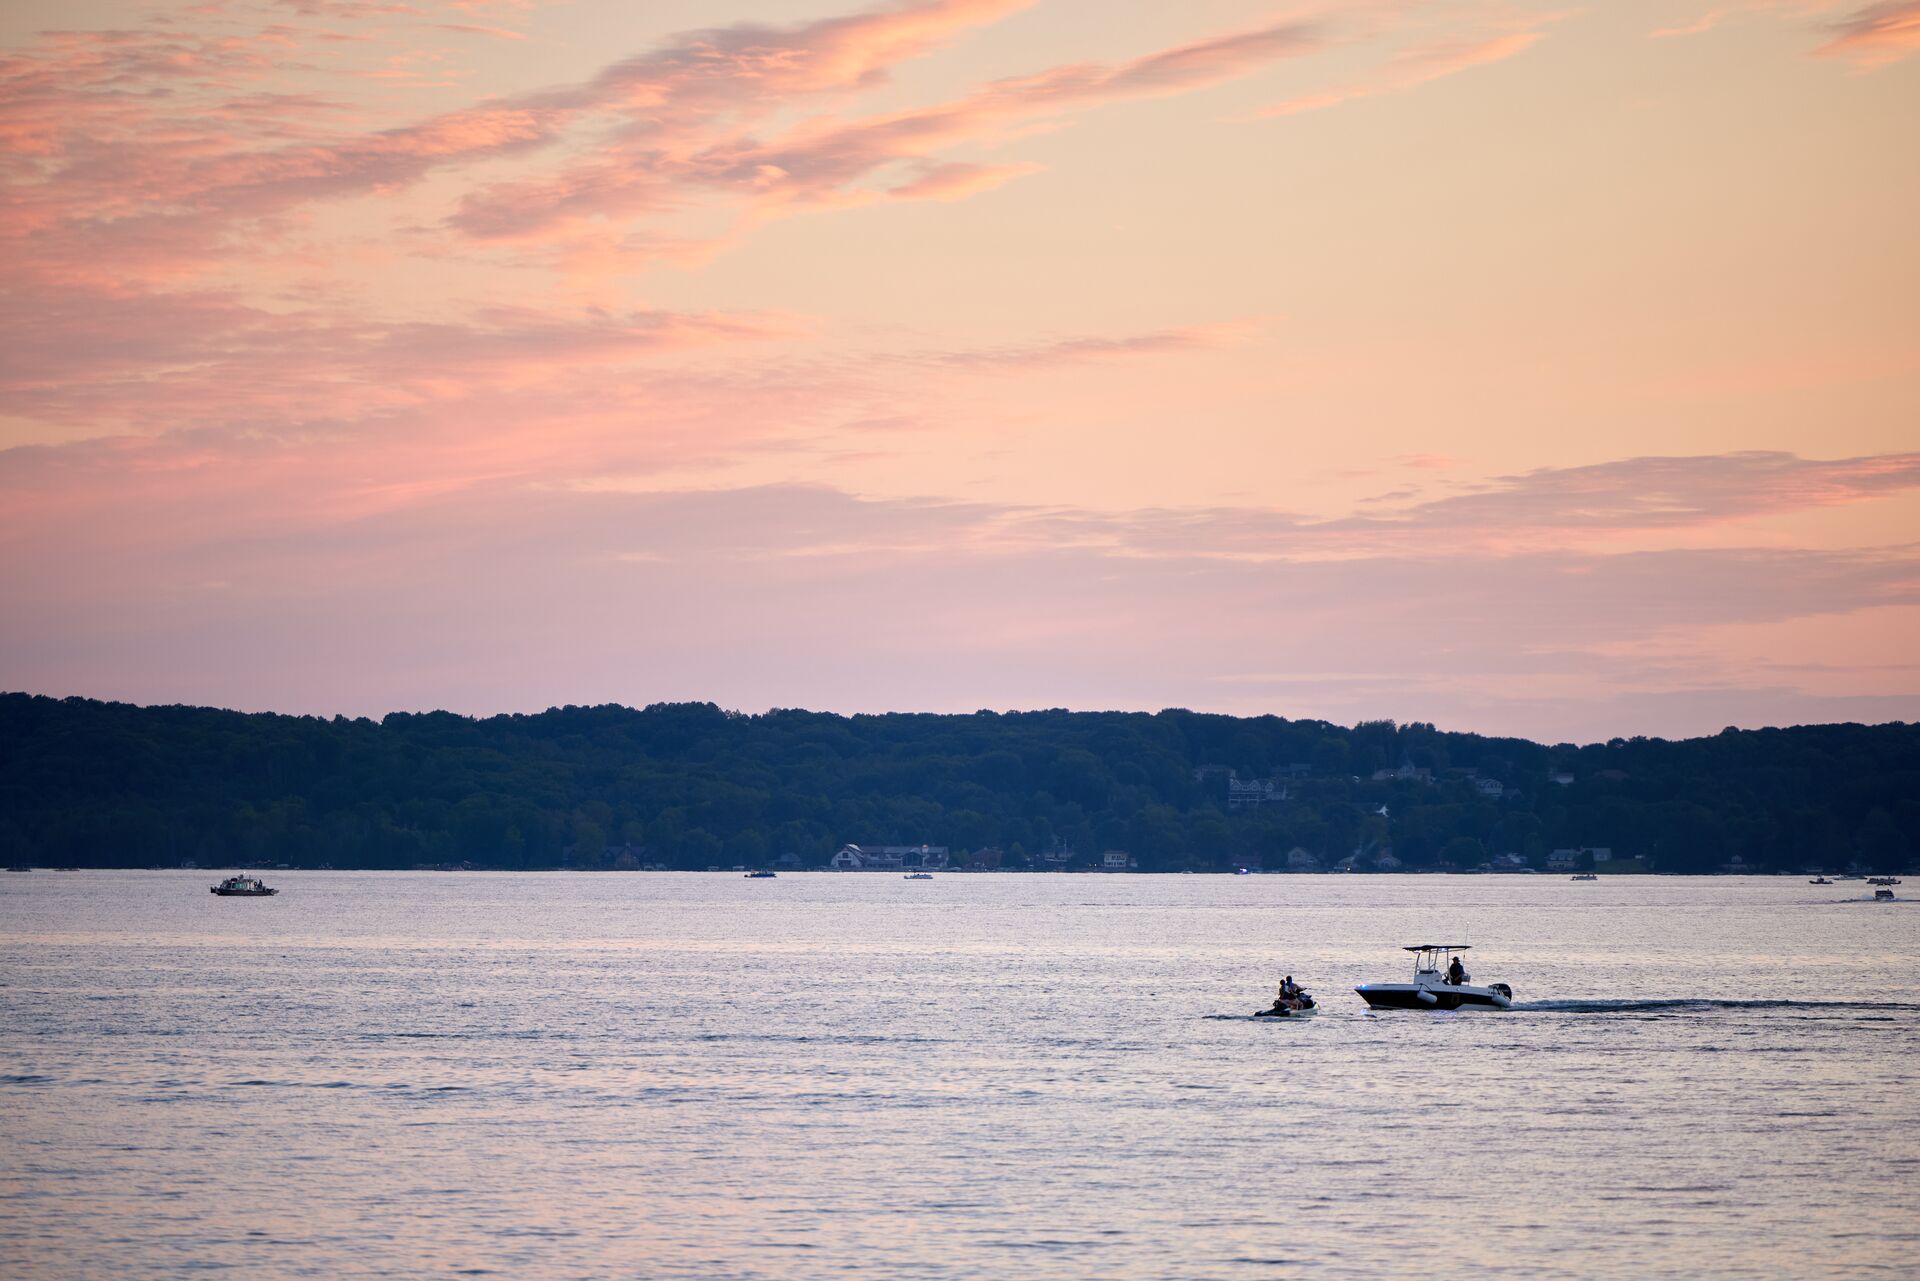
[1815,1,1920,65]
[886,159,1041,201]
[450,15,1319,240]
[3,477,1915,740]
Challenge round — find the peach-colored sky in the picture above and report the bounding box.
[2,0,1916,741]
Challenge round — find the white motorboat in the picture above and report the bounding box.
[904,871,933,880]
[1355,944,1512,1011]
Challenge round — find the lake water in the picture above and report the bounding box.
[2,871,1916,1280]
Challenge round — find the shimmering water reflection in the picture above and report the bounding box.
[3,871,1916,1280]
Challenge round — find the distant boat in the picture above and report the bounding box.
[5,865,31,873]
[1875,888,1895,901]
[904,871,933,880]
[744,870,776,879]
[1809,877,1833,885]
[1570,872,1598,882]
[210,874,276,897]
[1867,877,1900,886]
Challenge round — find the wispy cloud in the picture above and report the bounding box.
[1815,0,1920,66]
[1255,30,1542,117]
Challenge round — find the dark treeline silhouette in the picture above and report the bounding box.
[2,693,1915,873]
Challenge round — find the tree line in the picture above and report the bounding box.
[1,693,1915,873]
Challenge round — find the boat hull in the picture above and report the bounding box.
[1355,982,1510,1011]
[210,887,276,896]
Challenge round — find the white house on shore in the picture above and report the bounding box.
[831,844,949,870]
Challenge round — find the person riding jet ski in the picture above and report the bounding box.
[1256,975,1316,1017]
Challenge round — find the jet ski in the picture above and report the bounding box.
[1355,945,1512,1011]
[1254,986,1318,1018]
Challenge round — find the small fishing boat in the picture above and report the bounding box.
[1808,877,1833,885]
[210,874,276,897]
[1355,945,1512,1011]
[744,870,776,879]
[1875,888,1895,901]
[904,871,933,880]
[1867,877,1900,886]
[1570,872,1598,882]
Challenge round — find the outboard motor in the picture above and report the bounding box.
[1489,983,1512,1000]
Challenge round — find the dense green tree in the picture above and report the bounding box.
[1,694,1914,874]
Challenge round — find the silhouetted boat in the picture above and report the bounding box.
[744,870,776,879]
[210,875,276,897]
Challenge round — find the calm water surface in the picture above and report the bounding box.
[3,871,1916,1280]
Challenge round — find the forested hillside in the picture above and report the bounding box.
[2,694,1914,873]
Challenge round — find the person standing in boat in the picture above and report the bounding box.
[1446,955,1468,985]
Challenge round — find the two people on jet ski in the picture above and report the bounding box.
[1277,975,1303,1002]
[1445,955,1469,985]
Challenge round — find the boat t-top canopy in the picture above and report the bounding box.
[1402,944,1470,951]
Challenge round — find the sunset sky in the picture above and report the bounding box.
[2,0,1916,741]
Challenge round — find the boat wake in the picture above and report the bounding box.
[1514,998,1920,1014]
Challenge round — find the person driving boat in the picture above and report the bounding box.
[1446,955,1468,985]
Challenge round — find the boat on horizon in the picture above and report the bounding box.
[1356,945,1512,1011]
[210,874,276,897]
[744,870,776,879]
[904,871,933,880]
[1571,872,1598,882]
[1809,877,1833,885]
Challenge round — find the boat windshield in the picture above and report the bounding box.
[1403,944,1470,978]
